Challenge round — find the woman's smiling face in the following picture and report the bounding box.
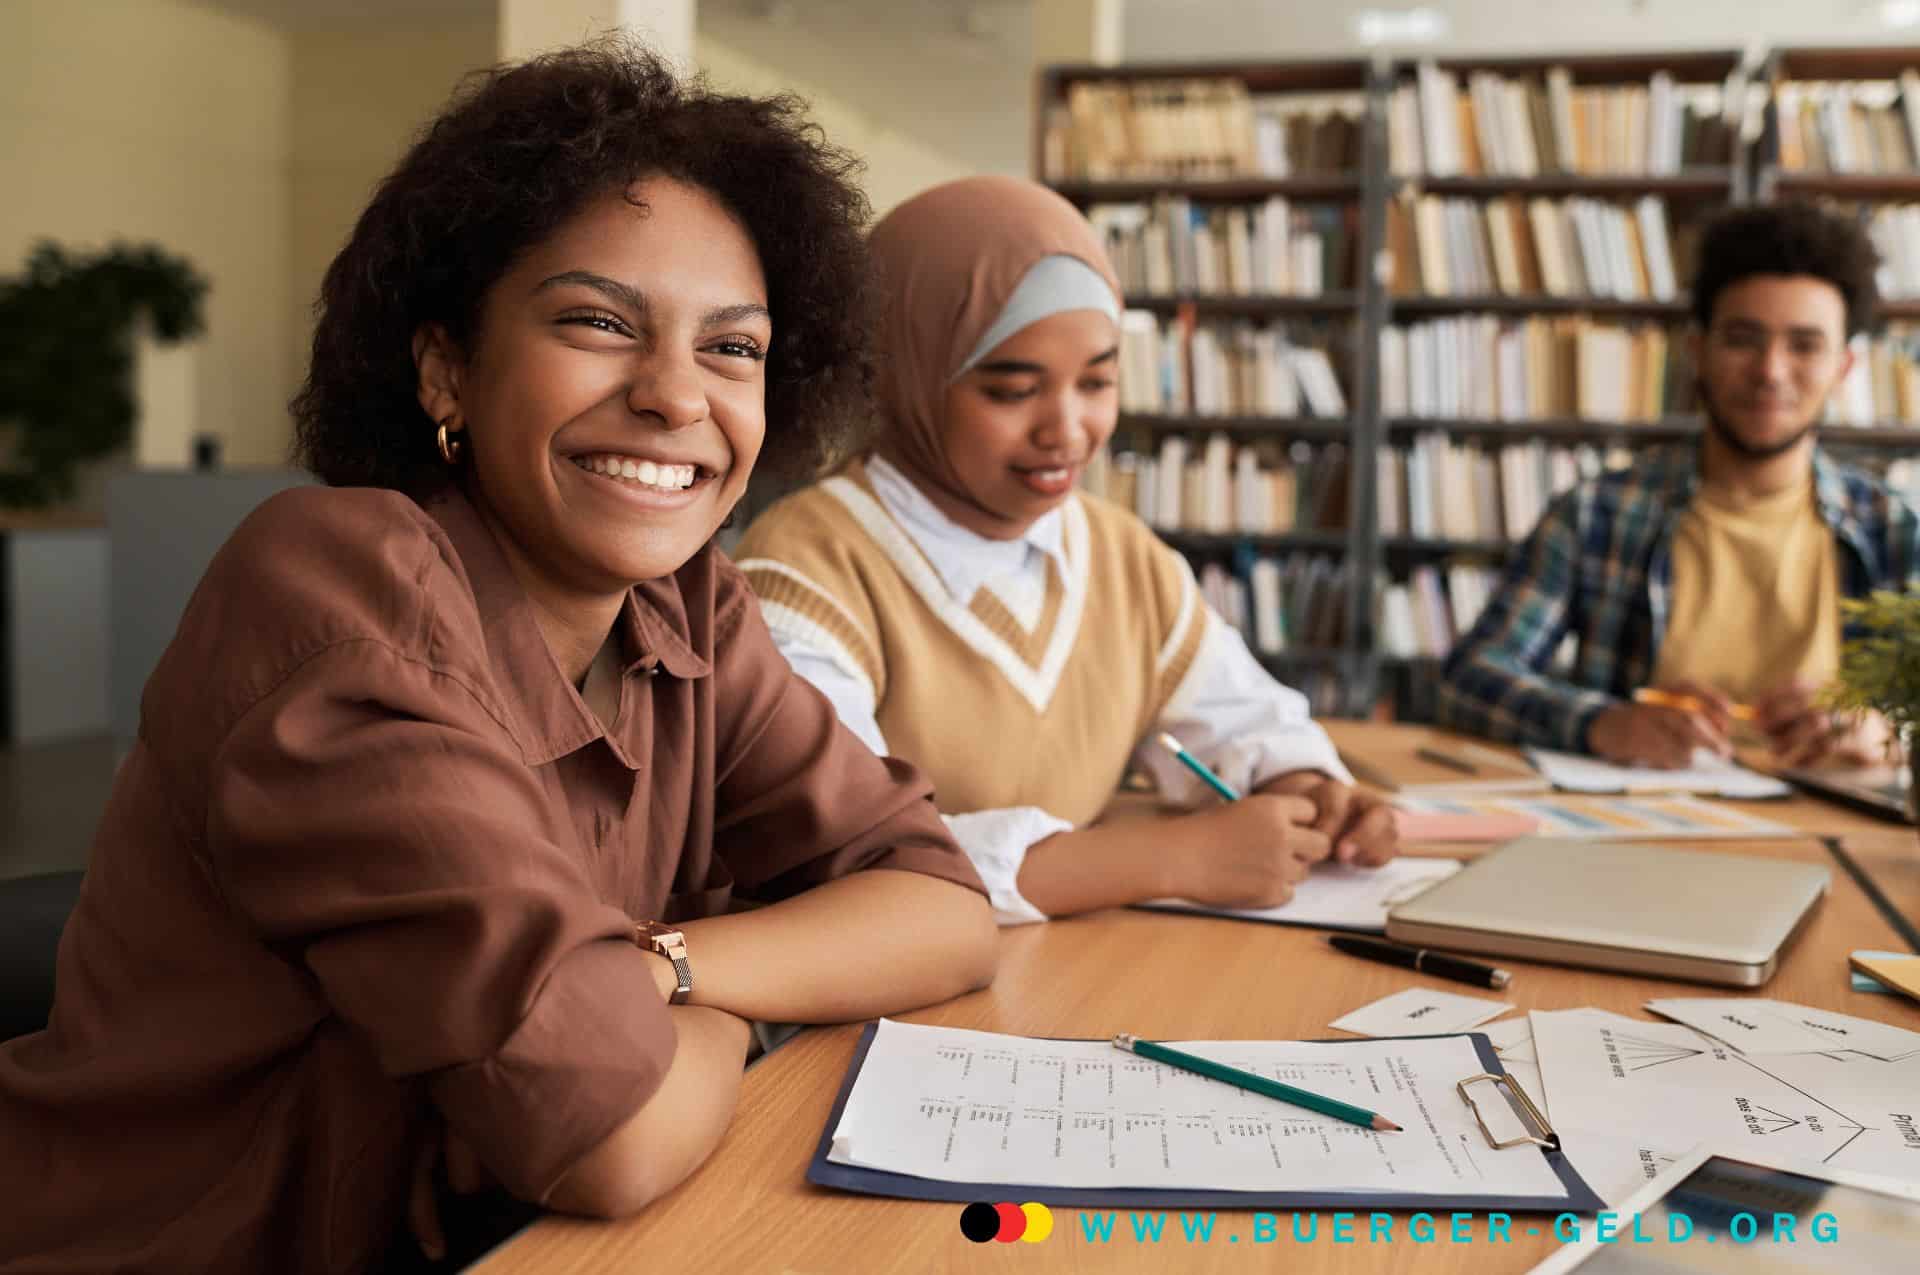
[418,176,770,600]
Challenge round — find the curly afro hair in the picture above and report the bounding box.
[292,38,873,498]
[1691,201,1880,337]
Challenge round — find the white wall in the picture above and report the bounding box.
[695,33,984,216]
[288,20,498,391]
[1,0,294,476]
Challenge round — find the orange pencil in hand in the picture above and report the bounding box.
[1633,687,1757,723]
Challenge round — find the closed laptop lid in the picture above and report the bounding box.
[1779,765,1913,823]
[1388,838,1829,966]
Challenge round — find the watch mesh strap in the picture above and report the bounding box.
[665,952,693,1005]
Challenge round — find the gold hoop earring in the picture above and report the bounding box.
[436,416,464,465]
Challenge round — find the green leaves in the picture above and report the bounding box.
[0,241,208,508]
[1832,590,1920,744]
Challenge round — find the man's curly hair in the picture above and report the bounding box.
[1691,201,1879,337]
[292,38,873,497]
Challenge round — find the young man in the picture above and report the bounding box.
[1436,202,1919,769]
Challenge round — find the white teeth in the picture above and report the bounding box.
[573,454,699,490]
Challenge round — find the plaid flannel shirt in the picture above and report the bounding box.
[1434,444,1920,752]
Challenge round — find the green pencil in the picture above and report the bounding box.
[1157,732,1241,802]
[1113,1033,1402,1132]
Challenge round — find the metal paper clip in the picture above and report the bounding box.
[1457,1072,1559,1152]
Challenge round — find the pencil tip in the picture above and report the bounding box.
[1376,1118,1403,1132]
[1157,732,1182,755]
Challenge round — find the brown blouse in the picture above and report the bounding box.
[0,484,980,1274]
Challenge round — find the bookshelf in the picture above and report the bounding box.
[1038,48,1920,721]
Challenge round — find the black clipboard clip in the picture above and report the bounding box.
[1457,1072,1559,1152]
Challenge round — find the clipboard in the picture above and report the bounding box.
[807,1023,1604,1213]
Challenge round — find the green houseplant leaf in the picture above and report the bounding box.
[0,241,208,508]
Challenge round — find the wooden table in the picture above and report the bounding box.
[475,723,1920,1275]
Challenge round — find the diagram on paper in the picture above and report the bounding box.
[1530,1010,1920,1188]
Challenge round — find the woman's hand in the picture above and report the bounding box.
[1166,794,1332,908]
[1258,771,1401,866]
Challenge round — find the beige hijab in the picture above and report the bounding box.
[866,176,1122,514]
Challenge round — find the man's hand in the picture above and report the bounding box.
[1589,681,1733,768]
[1754,679,1891,768]
[1171,794,1331,908]
[1260,771,1400,866]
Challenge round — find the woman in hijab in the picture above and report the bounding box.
[0,45,996,1275]
[735,176,1398,926]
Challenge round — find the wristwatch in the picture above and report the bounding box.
[635,921,692,1005]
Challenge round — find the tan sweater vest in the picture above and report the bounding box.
[735,461,1206,824]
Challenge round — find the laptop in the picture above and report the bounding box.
[1385,838,1829,987]
[1777,763,1914,824]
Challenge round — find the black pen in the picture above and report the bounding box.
[1414,746,1479,775]
[1329,935,1512,990]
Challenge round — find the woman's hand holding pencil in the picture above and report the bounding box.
[1175,796,1331,908]
[1153,734,1340,908]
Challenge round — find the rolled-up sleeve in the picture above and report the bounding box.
[203,639,669,1205]
[708,578,986,901]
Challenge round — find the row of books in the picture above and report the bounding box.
[1088,198,1355,297]
[1380,435,1633,543]
[1828,325,1920,425]
[1392,63,1742,178]
[1862,203,1920,300]
[1045,79,1366,181]
[1199,554,1353,656]
[1081,439,1349,535]
[1116,312,1349,417]
[1377,563,1500,660]
[1380,315,1692,424]
[1386,193,1683,300]
[1774,78,1920,175]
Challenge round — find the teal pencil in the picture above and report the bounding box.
[1113,1033,1402,1132]
[1156,732,1240,802]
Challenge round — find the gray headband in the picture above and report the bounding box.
[951,254,1122,380]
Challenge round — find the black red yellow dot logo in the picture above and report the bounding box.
[959,1201,1053,1243]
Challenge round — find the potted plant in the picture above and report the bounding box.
[0,241,207,509]
[1829,590,1920,815]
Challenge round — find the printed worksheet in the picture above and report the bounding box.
[825,1019,1575,1200]
[1392,792,1800,840]
[1530,1008,1920,1204]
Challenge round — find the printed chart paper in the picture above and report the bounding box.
[1392,792,1800,840]
[827,1019,1576,1200]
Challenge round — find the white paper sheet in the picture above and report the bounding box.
[1526,746,1791,799]
[1646,998,1920,1062]
[1529,1008,1920,1206]
[1331,988,1514,1037]
[1142,857,1461,932]
[826,1019,1578,1200]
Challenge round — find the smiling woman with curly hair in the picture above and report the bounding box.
[0,40,994,1275]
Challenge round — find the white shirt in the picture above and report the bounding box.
[769,455,1351,925]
